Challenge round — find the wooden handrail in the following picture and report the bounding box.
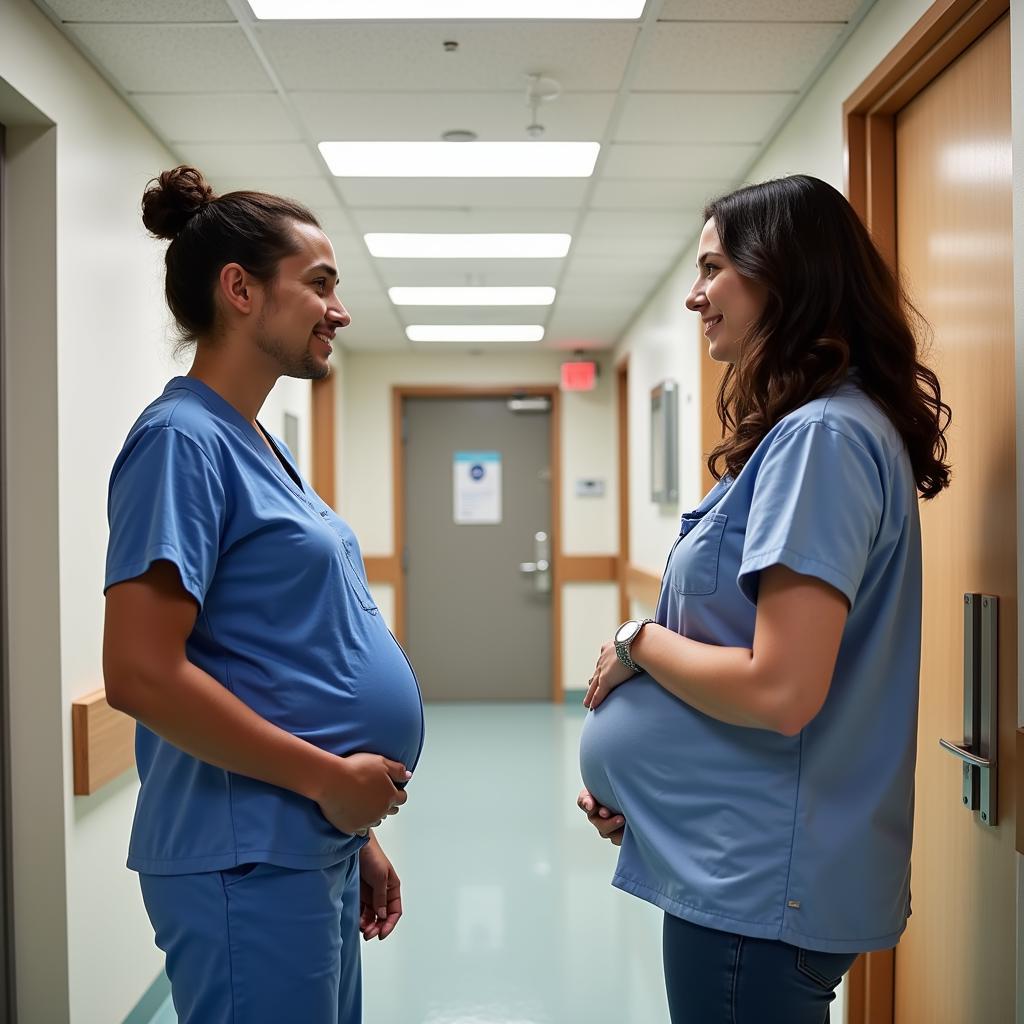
[72,688,135,796]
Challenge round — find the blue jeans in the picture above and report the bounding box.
[663,913,857,1024]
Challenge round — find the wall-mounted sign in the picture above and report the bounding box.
[454,451,502,524]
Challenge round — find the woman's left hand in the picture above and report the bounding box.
[358,831,403,940]
[584,641,636,710]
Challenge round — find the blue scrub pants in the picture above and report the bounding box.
[140,855,361,1024]
[662,913,857,1024]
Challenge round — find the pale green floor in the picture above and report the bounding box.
[151,702,846,1023]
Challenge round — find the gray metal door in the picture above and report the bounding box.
[403,396,552,701]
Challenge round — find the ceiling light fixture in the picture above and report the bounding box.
[319,141,599,177]
[365,234,572,259]
[249,1,645,19]
[406,325,545,343]
[389,287,555,306]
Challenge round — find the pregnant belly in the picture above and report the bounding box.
[579,673,687,816]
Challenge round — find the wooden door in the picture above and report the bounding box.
[891,15,1016,1021]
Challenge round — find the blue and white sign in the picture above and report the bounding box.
[454,451,502,525]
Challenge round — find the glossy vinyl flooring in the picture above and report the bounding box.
[150,701,846,1024]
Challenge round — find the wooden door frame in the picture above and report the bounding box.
[391,385,563,702]
[842,1,1010,1020]
[310,375,336,509]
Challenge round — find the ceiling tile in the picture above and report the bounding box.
[581,209,695,236]
[590,177,724,209]
[545,306,632,345]
[616,92,793,144]
[208,174,338,212]
[133,94,300,143]
[632,22,843,91]
[571,232,684,259]
[46,0,232,20]
[256,22,638,92]
[349,207,579,234]
[177,142,321,177]
[374,259,563,288]
[339,306,407,349]
[566,254,676,281]
[659,0,862,21]
[66,24,272,92]
[335,178,590,208]
[602,142,758,179]
[293,91,616,143]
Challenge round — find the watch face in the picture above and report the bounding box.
[615,620,639,644]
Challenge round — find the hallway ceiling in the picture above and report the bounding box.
[35,0,874,353]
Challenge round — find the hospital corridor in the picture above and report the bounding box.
[1,0,1023,1023]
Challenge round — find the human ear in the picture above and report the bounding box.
[218,263,253,315]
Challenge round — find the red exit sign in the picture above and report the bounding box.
[560,360,597,391]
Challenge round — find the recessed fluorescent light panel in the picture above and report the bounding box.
[389,287,555,306]
[365,234,572,259]
[406,325,545,343]
[319,142,599,178]
[250,1,645,19]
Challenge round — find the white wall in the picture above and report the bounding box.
[338,349,619,692]
[0,1,313,1020]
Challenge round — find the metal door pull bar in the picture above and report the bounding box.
[938,738,993,770]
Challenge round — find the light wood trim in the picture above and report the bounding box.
[617,360,630,621]
[625,564,661,610]
[700,320,727,497]
[846,950,894,1024]
[72,688,135,796]
[392,385,563,700]
[842,1,1010,1020]
[391,388,406,643]
[364,555,401,588]
[843,0,1008,263]
[311,375,335,509]
[562,555,618,583]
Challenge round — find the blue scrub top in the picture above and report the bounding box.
[580,380,921,953]
[105,377,425,875]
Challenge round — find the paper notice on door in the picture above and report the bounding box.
[454,451,502,525]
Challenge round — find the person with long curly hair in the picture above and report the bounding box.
[577,175,950,1024]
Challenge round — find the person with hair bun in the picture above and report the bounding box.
[103,165,423,1024]
[576,175,950,1023]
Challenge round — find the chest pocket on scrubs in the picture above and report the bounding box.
[669,512,728,596]
[341,539,379,613]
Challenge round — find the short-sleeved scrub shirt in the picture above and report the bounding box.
[580,380,921,954]
[105,377,425,875]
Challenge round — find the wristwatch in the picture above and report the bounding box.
[614,618,654,673]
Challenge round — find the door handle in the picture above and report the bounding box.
[520,532,551,594]
[939,593,998,826]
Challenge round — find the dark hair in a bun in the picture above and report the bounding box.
[142,165,215,240]
[142,164,321,344]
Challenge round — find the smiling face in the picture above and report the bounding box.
[252,220,351,380]
[685,218,768,363]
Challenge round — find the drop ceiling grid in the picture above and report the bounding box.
[66,23,274,92]
[254,22,640,92]
[289,91,619,143]
[34,0,874,351]
[659,0,863,21]
[45,0,234,21]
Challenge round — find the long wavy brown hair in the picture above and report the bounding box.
[705,175,951,499]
